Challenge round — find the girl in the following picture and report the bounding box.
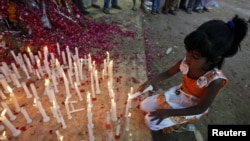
[136,15,248,141]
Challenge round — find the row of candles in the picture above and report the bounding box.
[0,45,134,140]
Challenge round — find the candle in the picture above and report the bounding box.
[0,66,11,82]
[63,72,71,98]
[74,82,83,101]
[86,91,92,108]
[23,54,33,73]
[108,60,113,88]
[51,70,59,93]
[35,69,41,80]
[20,107,32,124]
[90,71,96,100]
[111,99,117,121]
[88,124,95,141]
[115,120,121,139]
[105,111,111,129]
[7,86,20,112]
[0,75,10,93]
[103,59,107,77]
[27,46,35,64]
[11,63,21,79]
[0,89,7,100]
[74,63,80,85]
[65,97,72,119]
[67,69,74,88]
[88,54,92,72]
[10,73,21,88]
[36,58,44,76]
[21,64,31,79]
[11,50,18,64]
[44,79,53,102]
[106,51,110,65]
[36,100,50,122]
[87,105,93,128]
[75,47,79,61]
[1,102,16,121]
[94,70,101,94]
[129,133,133,141]
[30,83,40,100]
[125,113,131,131]
[0,131,7,141]
[125,93,131,118]
[0,109,21,137]
[21,82,32,98]
[44,46,48,64]
[62,51,67,65]
[56,42,61,56]
[66,46,73,76]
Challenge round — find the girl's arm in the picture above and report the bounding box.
[137,59,182,92]
[150,78,224,125]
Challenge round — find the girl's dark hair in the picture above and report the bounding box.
[184,15,248,70]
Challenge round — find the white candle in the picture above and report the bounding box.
[67,69,74,88]
[115,120,121,136]
[105,111,111,129]
[75,47,79,61]
[0,66,10,83]
[125,93,131,118]
[51,70,59,93]
[74,63,80,85]
[79,58,84,80]
[90,71,96,100]
[0,102,16,121]
[22,64,31,79]
[86,91,92,108]
[0,131,7,141]
[7,86,20,112]
[30,83,40,100]
[11,63,21,79]
[11,50,18,64]
[0,75,10,93]
[36,100,50,122]
[0,113,21,137]
[63,72,71,98]
[23,54,33,73]
[66,46,73,75]
[20,107,32,124]
[125,113,131,131]
[111,99,117,121]
[62,51,67,65]
[87,105,93,128]
[44,79,53,102]
[106,51,110,65]
[108,60,113,88]
[21,82,32,98]
[10,73,21,88]
[56,43,61,56]
[65,97,72,119]
[44,46,48,64]
[74,82,83,101]
[88,54,92,72]
[129,133,133,141]
[103,59,107,77]
[87,124,95,141]
[27,46,35,64]
[36,58,44,76]
[94,70,101,94]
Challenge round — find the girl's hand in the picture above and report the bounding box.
[149,109,168,125]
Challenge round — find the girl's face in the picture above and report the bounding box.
[185,51,208,70]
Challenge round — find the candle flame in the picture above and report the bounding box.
[27,46,31,53]
[128,112,131,117]
[1,109,7,116]
[45,78,50,86]
[7,86,13,93]
[2,131,6,136]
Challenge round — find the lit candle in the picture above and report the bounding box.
[125,93,131,118]
[30,83,40,100]
[44,79,53,102]
[0,110,21,137]
[63,72,71,98]
[86,91,92,108]
[0,102,16,121]
[36,100,50,122]
[0,131,7,141]
[74,82,83,101]
[129,133,133,141]
[20,107,32,124]
[7,86,20,112]
[11,63,21,79]
[94,70,101,94]
[125,113,131,131]
[27,46,35,64]
[21,82,32,98]
[36,58,44,76]
[111,99,117,121]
